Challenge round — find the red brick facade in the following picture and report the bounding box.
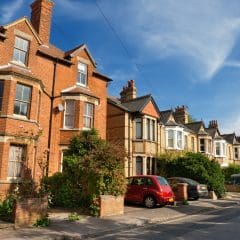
[0,0,110,198]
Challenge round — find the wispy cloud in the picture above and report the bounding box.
[0,0,23,24]
[56,0,99,20]
[224,61,240,68]
[100,0,240,81]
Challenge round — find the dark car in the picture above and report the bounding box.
[168,177,208,200]
[125,175,175,208]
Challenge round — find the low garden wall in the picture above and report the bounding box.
[99,195,124,217]
[14,197,48,228]
[225,184,240,192]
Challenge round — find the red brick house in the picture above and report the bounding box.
[0,0,111,198]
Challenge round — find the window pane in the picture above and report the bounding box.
[135,118,142,139]
[16,84,22,100]
[177,131,183,148]
[83,103,94,128]
[20,102,28,116]
[136,157,143,175]
[14,101,20,114]
[64,100,75,128]
[8,145,25,178]
[168,130,174,148]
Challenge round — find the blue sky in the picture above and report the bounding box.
[1,0,240,134]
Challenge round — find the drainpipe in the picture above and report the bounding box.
[46,59,57,177]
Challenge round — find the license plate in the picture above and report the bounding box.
[169,198,174,202]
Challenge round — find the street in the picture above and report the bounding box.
[93,204,240,240]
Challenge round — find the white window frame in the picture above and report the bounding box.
[8,145,25,179]
[83,102,94,129]
[77,62,87,87]
[13,36,29,66]
[214,140,227,157]
[166,126,184,150]
[64,100,75,129]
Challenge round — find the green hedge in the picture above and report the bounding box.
[157,152,225,197]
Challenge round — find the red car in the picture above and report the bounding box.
[125,175,175,208]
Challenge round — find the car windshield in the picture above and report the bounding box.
[157,176,169,186]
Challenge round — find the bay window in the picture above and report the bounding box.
[214,140,226,157]
[166,127,184,150]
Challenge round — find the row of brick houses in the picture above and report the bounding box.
[0,0,239,198]
[107,80,240,176]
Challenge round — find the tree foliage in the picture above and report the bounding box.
[43,129,126,211]
[157,152,225,197]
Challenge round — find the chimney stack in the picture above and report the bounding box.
[120,80,137,102]
[174,105,189,124]
[31,0,54,44]
[208,120,218,129]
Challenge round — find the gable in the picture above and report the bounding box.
[4,17,42,44]
[142,101,160,118]
[199,125,204,132]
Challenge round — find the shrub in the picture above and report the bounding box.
[157,152,225,197]
[44,129,126,213]
[222,164,240,182]
[0,193,17,222]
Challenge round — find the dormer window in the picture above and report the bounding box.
[13,37,29,66]
[78,62,87,87]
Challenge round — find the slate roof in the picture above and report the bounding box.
[185,121,209,135]
[221,133,239,144]
[108,94,160,117]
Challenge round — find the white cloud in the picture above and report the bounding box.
[100,0,240,81]
[224,61,240,68]
[0,0,23,24]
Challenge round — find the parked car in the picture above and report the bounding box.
[228,174,240,185]
[168,177,208,200]
[125,175,175,208]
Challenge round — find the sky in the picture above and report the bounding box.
[1,0,240,134]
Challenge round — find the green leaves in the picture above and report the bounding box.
[157,152,225,197]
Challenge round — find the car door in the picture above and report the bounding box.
[125,177,141,202]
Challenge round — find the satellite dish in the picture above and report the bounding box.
[58,103,64,112]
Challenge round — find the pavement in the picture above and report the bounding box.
[0,192,240,240]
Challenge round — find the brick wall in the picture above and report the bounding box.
[14,197,48,228]
[99,195,124,217]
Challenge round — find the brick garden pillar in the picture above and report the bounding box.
[176,183,188,201]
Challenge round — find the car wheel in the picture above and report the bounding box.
[144,196,156,208]
[193,197,199,200]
